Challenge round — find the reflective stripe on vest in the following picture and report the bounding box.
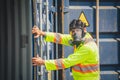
[54,33,62,44]
[72,64,99,73]
[55,59,65,69]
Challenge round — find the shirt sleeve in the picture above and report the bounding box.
[44,45,90,70]
[44,32,72,46]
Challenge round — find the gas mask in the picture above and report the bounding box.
[69,19,86,45]
[70,28,85,45]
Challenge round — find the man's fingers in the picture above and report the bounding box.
[37,54,39,58]
[33,64,37,66]
[33,25,38,28]
[34,35,39,38]
[32,59,38,65]
[33,26,36,28]
[32,26,39,31]
[32,30,34,33]
[32,29,38,34]
[32,63,37,66]
[32,59,36,62]
[32,57,37,61]
[33,26,39,30]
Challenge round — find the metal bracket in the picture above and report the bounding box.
[20,35,28,48]
[63,7,69,13]
[50,6,69,13]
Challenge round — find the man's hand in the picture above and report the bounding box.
[32,25,46,38]
[32,55,45,66]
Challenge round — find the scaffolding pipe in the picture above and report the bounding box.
[55,0,59,80]
[46,0,49,63]
[33,0,40,80]
[45,0,51,80]
[96,0,100,80]
[38,0,44,80]
[96,0,99,51]
[61,0,65,80]
[39,0,43,57]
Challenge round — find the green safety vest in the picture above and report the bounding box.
[44,32,100,80]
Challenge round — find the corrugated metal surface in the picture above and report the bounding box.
[0,0,32,80]
[0,0,120,80]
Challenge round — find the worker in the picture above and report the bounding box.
[32,19,100,80]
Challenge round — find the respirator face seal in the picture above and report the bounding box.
[69,19,86,45]
[70,28,85,44]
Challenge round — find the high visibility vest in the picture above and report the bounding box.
[44,32,100,80]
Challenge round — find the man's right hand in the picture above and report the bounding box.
[32,25,45,38]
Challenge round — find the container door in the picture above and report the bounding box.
[63,0,120,80]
